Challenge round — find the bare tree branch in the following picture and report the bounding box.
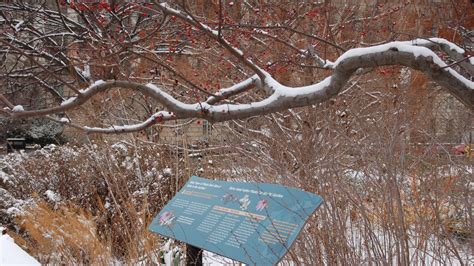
[157,2,268,82]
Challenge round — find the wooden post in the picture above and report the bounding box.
[185,244,202,266]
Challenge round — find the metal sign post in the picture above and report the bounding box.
[185,245,202,266]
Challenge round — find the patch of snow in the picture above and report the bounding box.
[43,144,57,151]
[200,23,219,36]
[111,142,128,152]
[323,60,335,68]
[13,20,24,31]
[206,75,259,102]
[92,79,106,87]
[400,68,411,85]
[410,38,465,54]
[83,65,91,79]
[0,188,23,210]
[296,133,302,141]
[59,117,70,123]
[0,234,41,266]
[146,83,194,110]
[464,166,473,175]
[158,239,181,266]
[83,110,174,133]
[0,171,9,183]
[203,251,236,265]
[79,79,105,94]
[261,126,272,137]
[344,169,368,181]
[11,105,24,112]
[122,156,133,170]
[132,188,148,197]
[163,168,172,176]
[61,96,77,106]
[253,28,269,35]
[145,169,156,179]
[6,207,21,216]
[45,190,61,202]
[189,153,202,158]
[75,65,91,80]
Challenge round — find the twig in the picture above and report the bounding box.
[440,55,472,70]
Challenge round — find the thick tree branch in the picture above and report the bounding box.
[2,40,472,134]
[407,38,474,76]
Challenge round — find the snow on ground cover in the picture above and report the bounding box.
[0,154,31,217]
[0,170,9,183]
[0,187,24,210]
[1,144,471,264]
[344,224,473,265]
[111,142,128,152]
[203,250,239,265]
[45,190,61,203]
[163,167,172,176]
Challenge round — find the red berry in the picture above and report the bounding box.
[77,3,87,11]
[98,2,109,10]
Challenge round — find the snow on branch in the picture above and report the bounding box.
[206,75,261,104]
[81,111,175,134]
[1,39,473,134]
[405,38,473,75]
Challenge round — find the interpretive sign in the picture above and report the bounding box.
[149,176,323,265]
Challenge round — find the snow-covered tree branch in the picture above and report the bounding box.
[0,1,472,134]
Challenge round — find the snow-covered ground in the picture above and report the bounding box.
[203,251,240,265]
[0,229,40,266]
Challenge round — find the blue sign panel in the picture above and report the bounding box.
[149,176,323,265]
